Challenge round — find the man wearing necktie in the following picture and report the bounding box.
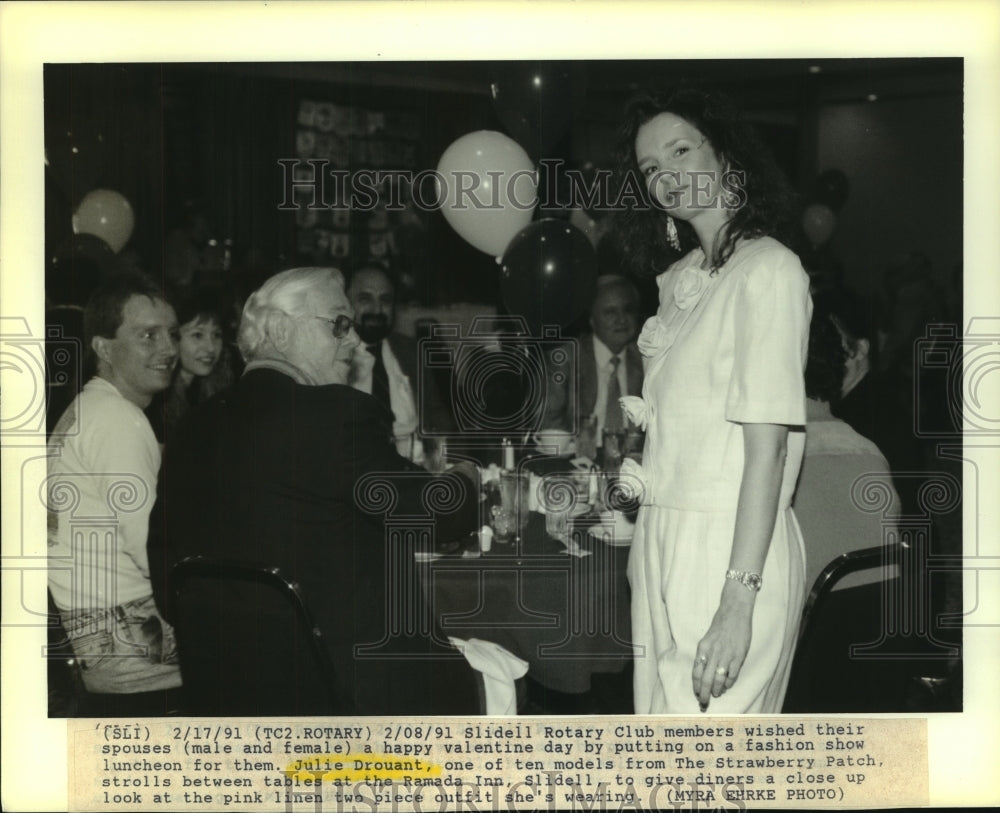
[540,275,643,442]
[366,339,393,416]
[604,353,625,434]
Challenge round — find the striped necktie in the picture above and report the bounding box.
[604,355,623,433]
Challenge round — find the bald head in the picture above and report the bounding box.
[590,275,639,355]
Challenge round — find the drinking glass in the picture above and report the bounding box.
[491,471,530,544]
[571,468,594,514]
[423,437,448,473]
[544,505,571,544]
[602,429,624,474]
[394,432,415,462]
[575,414,599,460]
[622,429,645,463]
[541,474,576,544]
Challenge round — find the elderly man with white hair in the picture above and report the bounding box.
[148,267,487,715]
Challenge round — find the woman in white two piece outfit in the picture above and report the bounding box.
[616,87,812,713]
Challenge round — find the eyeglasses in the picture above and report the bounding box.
[312,314,355,339]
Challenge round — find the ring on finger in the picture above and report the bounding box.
[696,655,708,665]
[714,666,728,676]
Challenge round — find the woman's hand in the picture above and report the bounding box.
[691,422,787,709]
[692,582,755,708]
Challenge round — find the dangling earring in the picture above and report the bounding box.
[721,163,743,210]
[666,216,681,251]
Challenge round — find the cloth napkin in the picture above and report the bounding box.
[618,457,649,502]
[448,637,529,715]
[560,539,592,558]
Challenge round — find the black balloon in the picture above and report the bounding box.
[490,62,587,158]
[811,169,850,211]
[500,219,597,334]
[47,234,117,306]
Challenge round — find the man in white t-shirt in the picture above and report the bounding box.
[47,274,183,695]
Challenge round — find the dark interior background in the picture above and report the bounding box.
[43,58,963,317]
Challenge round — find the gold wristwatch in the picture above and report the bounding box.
[726,569,762,592]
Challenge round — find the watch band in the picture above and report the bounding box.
[726,569,762,592]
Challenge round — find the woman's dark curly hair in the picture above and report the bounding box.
[612,86,798,275]
[805,306,848,404]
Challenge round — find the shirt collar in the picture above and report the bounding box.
[592,334,619,369]
[243,357,318,386]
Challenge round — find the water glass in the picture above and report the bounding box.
[545,504,572,544]
[622,429,645,462]
[491,470,530,544]
[571,468,594,513]
[394,432,415,462]
[575,414,599,460]
[423,437,448,473]
[602,429,624,474]
[540,474,576,544]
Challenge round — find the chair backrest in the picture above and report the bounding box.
[783,543,903,712]
[168,556,353,716]
[797,543,901,648]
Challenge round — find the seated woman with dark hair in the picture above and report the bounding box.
[147,288,236,443]
[792,305,900,592]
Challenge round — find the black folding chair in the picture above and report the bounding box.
[168,556,353,716]
[783,542,958,712]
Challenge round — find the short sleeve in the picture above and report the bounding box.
[80,395,161,575]
[725,247,811,425]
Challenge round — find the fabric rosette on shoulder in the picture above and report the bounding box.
[672,265,709,310]
[637,314,670,359]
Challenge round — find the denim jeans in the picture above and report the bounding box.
[59,594,182,694]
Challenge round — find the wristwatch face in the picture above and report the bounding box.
[746,573,762,591]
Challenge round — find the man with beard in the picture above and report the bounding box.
[347,263,451,459]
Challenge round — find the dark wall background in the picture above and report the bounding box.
[44,59,963,314]
[818,93,963,299]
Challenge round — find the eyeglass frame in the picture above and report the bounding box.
[311,314,355,339]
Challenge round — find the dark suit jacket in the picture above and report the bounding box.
[541,334,644,431]
[148,368,480,714]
